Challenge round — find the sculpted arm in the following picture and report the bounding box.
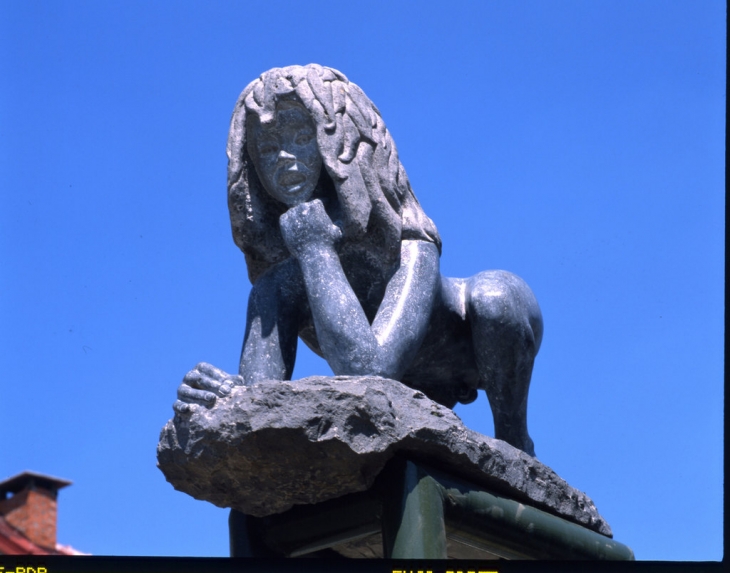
[280,200,439,380]
[238,260,302,384]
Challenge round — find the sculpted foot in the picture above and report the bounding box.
[495,423,535,457]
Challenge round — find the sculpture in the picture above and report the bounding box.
[173,64,543,457]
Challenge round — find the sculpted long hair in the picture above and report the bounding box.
[227,64,441,283]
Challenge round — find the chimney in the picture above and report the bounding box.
[0,471,71,551]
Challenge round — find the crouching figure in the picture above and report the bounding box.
[174,64,543,457]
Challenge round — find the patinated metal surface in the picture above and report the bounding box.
[224,458,634,560]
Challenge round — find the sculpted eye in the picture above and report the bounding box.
[258,142,278,155]
[295,132,314,145]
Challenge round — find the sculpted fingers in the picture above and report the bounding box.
[224,374,245,387]
[177,382,217,405]
[280,199,341,256]
[183,366,232,396]
[196,362,229,381]
[174,363,240,414]
[279,204,307,241]
[173,399,198,414]
[302,200,340,236]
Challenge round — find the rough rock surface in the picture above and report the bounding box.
[157,376,612,537]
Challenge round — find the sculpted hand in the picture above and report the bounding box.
[173,362,244,414]
[279,199,342,259]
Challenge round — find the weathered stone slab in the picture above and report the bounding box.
[157,376,612,537]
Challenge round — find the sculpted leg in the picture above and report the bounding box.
[467,270,543,457]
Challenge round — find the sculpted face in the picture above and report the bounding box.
[248,103,322,207]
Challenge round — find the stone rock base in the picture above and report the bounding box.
[157,375,612,537]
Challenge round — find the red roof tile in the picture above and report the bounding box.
[0,516,83,555]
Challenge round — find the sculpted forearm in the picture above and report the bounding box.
[240,315,292,384]
[370,240,440,375]
[279,200,440,380]
[296,242,381,376]
[296,240,440,380]
[239,261,301,384]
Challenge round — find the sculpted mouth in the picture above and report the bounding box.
[278,171,307,188]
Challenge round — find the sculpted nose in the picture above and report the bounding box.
[278,149,296,162]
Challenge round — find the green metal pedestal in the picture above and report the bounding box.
[382,458,447,558]
[229,457,635,560]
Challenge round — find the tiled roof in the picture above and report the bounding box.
[0,515,83,555]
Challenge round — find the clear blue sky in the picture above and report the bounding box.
[1,0,724,561]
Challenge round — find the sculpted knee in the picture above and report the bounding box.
[468,270,543,351]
